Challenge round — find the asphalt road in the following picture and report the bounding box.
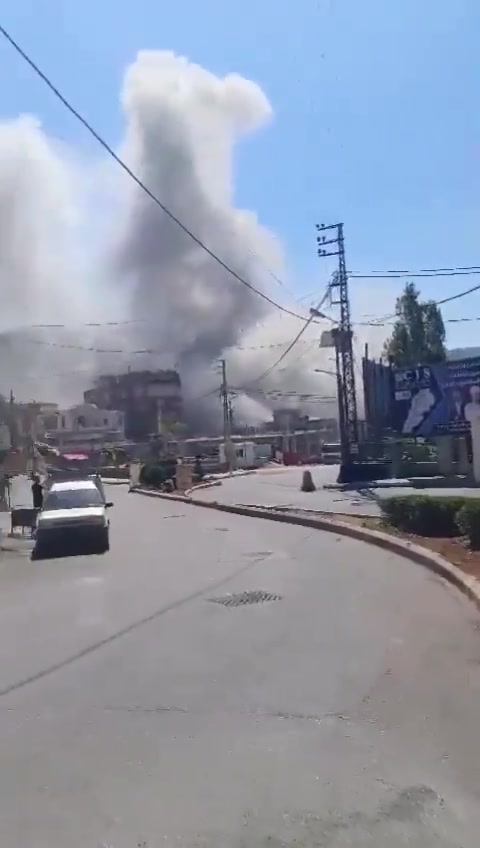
[196,465,480,516]
[1,486,480,846]
[196,466,383,516]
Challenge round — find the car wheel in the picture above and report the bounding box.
[97,529,110,554]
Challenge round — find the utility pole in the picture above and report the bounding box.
[220,359,235,473]
[229,400,233,430]
[316,223,358,470]
[7,390,16,451]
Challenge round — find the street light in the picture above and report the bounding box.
[314,368,336,378]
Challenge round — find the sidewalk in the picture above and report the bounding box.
[0,510,33,555]
[193,466,382,517]
[192,465,480,519]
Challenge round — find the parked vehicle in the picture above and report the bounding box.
[33,479,112,559]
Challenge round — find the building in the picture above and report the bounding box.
[84,370,184,440]
[39,403,125,452]
[268,410,338,440]
[1,401,58,447]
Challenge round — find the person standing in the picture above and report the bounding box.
[31,474,44,511]
[193,455,204,482]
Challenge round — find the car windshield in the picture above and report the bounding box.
[43,487,104,511]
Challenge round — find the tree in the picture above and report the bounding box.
[383,282,446,366]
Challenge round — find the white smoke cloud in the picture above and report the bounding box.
[0,50,387,428]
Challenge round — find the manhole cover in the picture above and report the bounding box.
[208,590,282,607]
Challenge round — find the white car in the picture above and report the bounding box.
[34,479,113,559]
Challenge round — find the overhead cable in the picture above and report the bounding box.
[0,23,321,326]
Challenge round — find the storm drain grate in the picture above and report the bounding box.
[208,590,282,607]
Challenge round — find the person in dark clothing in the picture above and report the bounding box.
[166,458,177,490]
[31,475,44,510]
[193,455,204,482]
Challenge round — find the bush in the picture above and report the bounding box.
[139,463,167,488]
[456,500,480,550]
[380,495,467,537]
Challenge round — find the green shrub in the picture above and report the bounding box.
[401,440,433,463]
[380,495,467,537]
[139,463,167,488]
[456,500,480,550]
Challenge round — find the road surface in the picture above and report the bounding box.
[197,466,383,516]
[0,485,480,846]
[196,465,480,517]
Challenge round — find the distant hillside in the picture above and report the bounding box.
[447,347,480,361]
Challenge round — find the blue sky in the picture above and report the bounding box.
[1,0,479,348]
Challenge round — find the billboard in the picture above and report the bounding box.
[362,357,394,432]
[392,357,480,436]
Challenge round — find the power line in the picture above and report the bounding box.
[359,315,480,328]
[11,310,480,353]
[436,283,480,306]
[0,23,319,327]
[236,290,330,390]
[351,266,480,279]
[9,334,324,355]
[366,282,480,326]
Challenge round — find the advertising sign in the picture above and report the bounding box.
[392,357,480,437]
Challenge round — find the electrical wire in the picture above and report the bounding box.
[12,311,480,354]
[351,266,480,279]
[366,283,480,326]
[0,23,319,326]
[236,290,330,390]
[9,21,479,337]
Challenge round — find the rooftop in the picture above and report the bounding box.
[49,480,98,492]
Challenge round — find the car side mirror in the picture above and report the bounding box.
[105,501,113,508]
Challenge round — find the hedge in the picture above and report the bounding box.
[456,501,480,550]
[139,463,168,488]
[380,494,480,549]
[380,495,469,538]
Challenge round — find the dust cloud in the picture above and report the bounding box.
[0,51,381,429]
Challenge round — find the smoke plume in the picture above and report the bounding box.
[0,50,383,430]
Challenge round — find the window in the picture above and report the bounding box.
[44,487,104,511]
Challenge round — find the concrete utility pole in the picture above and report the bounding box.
[227,397,234,432]
[220,359,235,473]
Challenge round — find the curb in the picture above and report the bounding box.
[131,487,480,611]
[323,480,412,492]
[185,480,222,497]
[102,479,130,485]
[226,503,376,520]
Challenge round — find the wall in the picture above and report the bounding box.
[39,403,124,434]
[84,371,184,440]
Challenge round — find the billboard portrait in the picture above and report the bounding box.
[392,357,480,437]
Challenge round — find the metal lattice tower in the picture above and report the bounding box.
[316,223,358,456]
